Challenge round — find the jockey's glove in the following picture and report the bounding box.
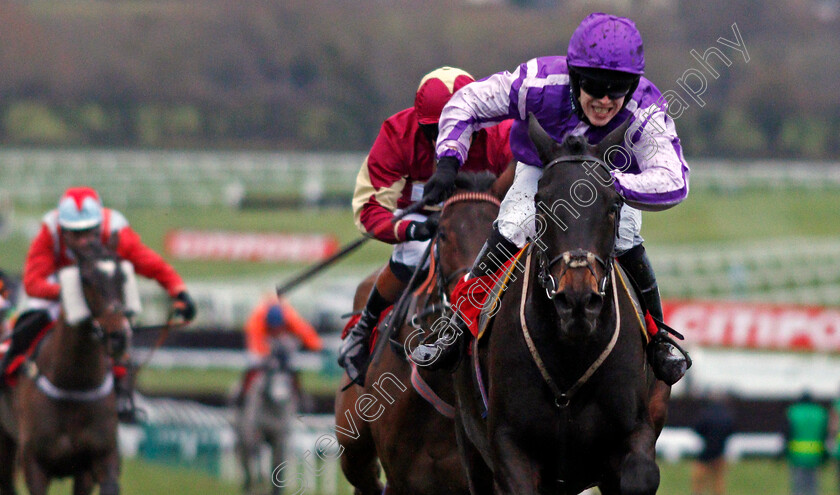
[422,156,459,205]
[172,291,197,322]
[404,216,438,242]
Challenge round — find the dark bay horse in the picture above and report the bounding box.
[335,173,501,495]
[0,242,135,495]
[451,115,665,494]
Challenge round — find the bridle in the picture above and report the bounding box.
[533,154,622,301]
[434,191,501,305]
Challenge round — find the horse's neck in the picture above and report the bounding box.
[39,320,108,387]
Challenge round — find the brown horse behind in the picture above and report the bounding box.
[335,173,501,495]
[0,242,134,495]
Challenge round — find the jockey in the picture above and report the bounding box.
[1,186,197,421]
[337,66,515,385]
[236,294,323,405]
[411,13,691,386]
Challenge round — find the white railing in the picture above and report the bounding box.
[1,150,838,207]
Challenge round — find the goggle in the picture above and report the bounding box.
[578,77,634,100]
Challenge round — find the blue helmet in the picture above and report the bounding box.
[266,304,285,328]
[57,187,103,230]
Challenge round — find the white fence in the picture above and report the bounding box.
[0,149,838,207]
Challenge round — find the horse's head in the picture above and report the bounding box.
[60,241,140,359]
[528,113,629,341]
[436,172,501,295]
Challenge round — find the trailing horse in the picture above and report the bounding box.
[234,338,299,495]
[450,115,664,494]
[335,173,501,495]
[0,241,137,495]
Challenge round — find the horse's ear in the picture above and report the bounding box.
[595,116,632,159]
[527,113,560,165]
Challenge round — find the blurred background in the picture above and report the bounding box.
[0,0,839,493]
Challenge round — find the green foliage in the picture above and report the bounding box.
[0,0,834,156]
[2,102,74,144]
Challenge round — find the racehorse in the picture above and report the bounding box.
[0,241,135,495]
[451,115,665,494]
[335,172,501,495]
[235,338,299,495]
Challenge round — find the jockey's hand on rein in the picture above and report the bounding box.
[422,156,459,205]
[172,291,197,322]
[404,216,439,242]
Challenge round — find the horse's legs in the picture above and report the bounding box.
[94,450,121,495]
[72,471,95,495]
[648,381,671,435]
[0,430,17,495]
[617,422,660,495]
[21,453,50,495]
[270,427,290,495]
[339,442,383,495]
[454,416,492,495]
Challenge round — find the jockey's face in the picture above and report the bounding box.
[62,226,101,252]
[579,89,625,127]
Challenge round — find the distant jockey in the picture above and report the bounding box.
[236,295,323,404]
[1,186,196,422]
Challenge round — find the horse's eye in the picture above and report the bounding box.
[438,229,447,241]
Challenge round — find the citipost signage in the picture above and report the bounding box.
[663,300,840,352]
[165,230,339,262]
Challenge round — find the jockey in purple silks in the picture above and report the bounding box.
[413,12,691,386]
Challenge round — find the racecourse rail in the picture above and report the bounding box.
[0,150,838,207]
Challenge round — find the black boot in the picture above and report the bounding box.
[411,227,518,371]
[618,244,690,386]
[0,309,51,382]
[337,286,392,386]
[115,370,139,423]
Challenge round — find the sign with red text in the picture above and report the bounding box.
[663,300,840,352]
[165,230,340,263]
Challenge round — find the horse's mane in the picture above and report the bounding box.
[454,171,496,192]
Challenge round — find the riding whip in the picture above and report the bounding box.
[275,200,429,297]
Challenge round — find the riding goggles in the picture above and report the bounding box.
[578,77,634,100]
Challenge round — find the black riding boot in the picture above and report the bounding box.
[115,367,138,423]
[618,244,690,386]
[337,286,392,386]
[0,309,51,382]
[411,226,518,370]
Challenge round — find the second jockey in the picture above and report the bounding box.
[1,186,197,422]
[337,66,515,386]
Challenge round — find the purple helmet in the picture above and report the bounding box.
[567,13,645,75]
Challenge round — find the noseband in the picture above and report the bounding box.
[537,248,614,300]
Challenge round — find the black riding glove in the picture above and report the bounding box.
[422,156,460,205]
[404,216,439,242]
[172,291,197,322]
